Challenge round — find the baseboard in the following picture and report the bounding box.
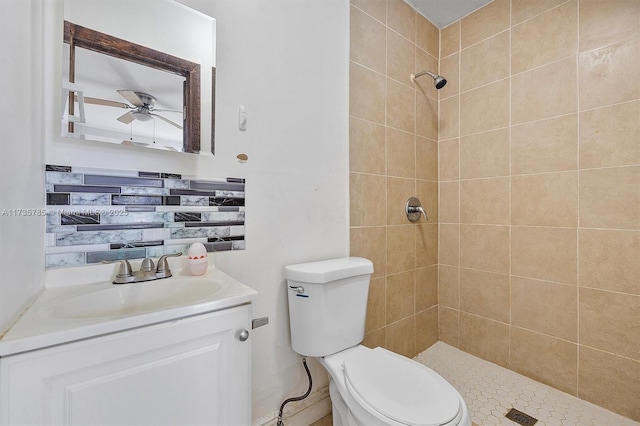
[253,386,331,426]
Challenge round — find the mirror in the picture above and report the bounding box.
[62,0,215,154]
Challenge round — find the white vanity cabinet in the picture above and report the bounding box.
[0,304,252,425]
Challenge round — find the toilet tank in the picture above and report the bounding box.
[284,257,373,357]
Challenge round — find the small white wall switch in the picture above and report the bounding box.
[238,106,247,131]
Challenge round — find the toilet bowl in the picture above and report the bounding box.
[319,345,470,426]
[284,257,471,426]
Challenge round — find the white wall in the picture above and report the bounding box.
[210,2,350,421]
[2,0,350,422]
[0,1,45,335]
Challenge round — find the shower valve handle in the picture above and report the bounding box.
[406,197,428,222]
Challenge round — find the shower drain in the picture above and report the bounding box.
[505,408,538,425]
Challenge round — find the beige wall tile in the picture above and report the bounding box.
[350,62,386,124]
[511,0,570,25]
[512,57,577,125]
[386,270,416,323]
[511,277,577,341]
[350,6,386,74]
[350,172,387,226]
[387,78,416,132]
[580,287,640,360]
[460,0,510,49]
[459,268,510,323]
[363,327,386,349]
[439,224,460,266]
[416,93,438,139]
[387,28,415,84]
[579,346,640,422]
[439,53,459,100]
[387,176,415,225]
[365,276,386,332]
[351,0,387,24]
[579,166,640,230]
[579,38,640,111]
[439,181,459,223]
[416,223,438,267]
[460,128,510,179]
[460,177,510,225]
[350,117,386,175]
[461,31,509,92]
[460,225,510,274]
[511,226,577,284]
[439,264,460,308]
[387,224,416,273]
[416,265,438,311]
[440,21,460,58]
[387,0,415,42]
[438,95,459,140]
[511,172,579,227]
[387,128,415,178]
[416,306,439,352]
[439,138,459,181]
[416,136,438,181]
[460,78,509,136]
[580,101,640,169]
[579,0,640,52]
[459,312,510,368]
[416,180,438,224]
[416,14,439,58]
[386,315,417,358]
[579,229,640,295]
[350,226,387,278]
[511,327,578,395]
[511,114,578,175]
[511,1,577,75]
[439,306,459,347]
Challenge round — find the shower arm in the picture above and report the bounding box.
[411,70,436,81]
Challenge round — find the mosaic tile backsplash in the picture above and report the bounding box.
[45,165,245,268]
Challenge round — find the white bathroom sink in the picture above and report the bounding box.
[0,266,258,356]
[40,277,225,320]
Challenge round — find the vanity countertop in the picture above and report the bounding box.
[0,266,258,357]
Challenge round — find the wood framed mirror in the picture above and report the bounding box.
[61,0,216,154]
[63,21,201,153]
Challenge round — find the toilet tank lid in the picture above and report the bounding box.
[284,257,373,284]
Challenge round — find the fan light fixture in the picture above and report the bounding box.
[131,111,153,122]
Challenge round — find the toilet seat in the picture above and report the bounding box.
[342,347,462,426]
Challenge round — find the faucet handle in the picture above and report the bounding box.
[140,257,155,272]
[101,259,134,284]
[156,252,182,277]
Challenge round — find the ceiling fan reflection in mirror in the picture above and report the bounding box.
[82,90,184,129]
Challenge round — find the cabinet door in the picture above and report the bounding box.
[0,304,251,425]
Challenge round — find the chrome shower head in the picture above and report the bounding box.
[433,75,447,89]
[410,70,447,89]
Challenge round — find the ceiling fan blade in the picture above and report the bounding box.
[117,90,144,107]
[150,113,183,129]
[81,96,130,109]
[117,111,135,124]
[153,108,183,114]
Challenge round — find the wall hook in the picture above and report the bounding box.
[406,197,428,222]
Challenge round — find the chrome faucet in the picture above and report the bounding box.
[103,253,182,284]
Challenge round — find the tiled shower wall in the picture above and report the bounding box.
[349,0,440,358]
[437,0,639,421]
[45,165,245,268]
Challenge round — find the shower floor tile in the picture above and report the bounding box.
[415,342,639,426]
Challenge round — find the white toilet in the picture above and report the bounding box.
[285,257,471,426]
